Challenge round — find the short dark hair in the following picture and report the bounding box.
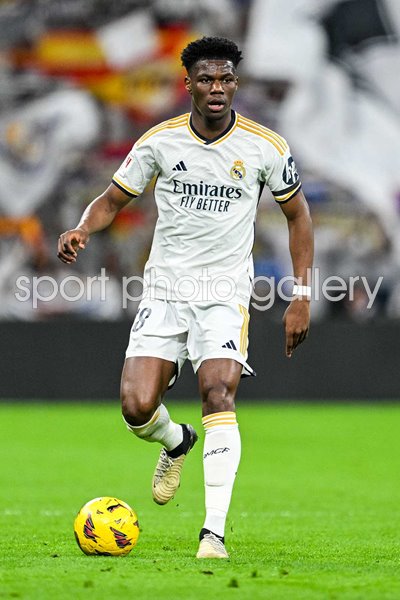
[181,36,243,72]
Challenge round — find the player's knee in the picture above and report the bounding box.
[121,384,157,426]
[201,380,235,414]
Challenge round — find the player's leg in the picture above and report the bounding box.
[121,355,179,434]
[121,353,196,504]
[196,358,242,559]
[122,299,197,504]
[187,302,253,558]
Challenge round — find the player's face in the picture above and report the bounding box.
[185,60,238,120]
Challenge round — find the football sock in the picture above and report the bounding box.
[166,424,191,458]
[201,411,241,539]
[123,403,183,451]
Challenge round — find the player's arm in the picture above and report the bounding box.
[57,183,133,264]
[279,189,314,358]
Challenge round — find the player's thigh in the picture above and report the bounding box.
[197,357,243,416]
[121,356,176,420]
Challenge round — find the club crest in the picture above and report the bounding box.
[230,160,246,180]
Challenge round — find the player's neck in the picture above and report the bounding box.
[190,110,233,141]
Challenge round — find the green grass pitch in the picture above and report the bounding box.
[1,402,400,600]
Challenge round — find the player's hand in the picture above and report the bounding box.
[282,298,310,358]
[57,228,89,264]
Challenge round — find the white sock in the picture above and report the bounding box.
[123,404,183,451]
[201,411,241,539]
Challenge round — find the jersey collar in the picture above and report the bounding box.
[187,110,237,145]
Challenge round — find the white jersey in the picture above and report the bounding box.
[113,110,301,305]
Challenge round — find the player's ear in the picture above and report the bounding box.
[185,76,192,94]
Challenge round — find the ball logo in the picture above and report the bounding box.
[83,514,99,541]
[230,160,246,180]
[110,526,133,549]
[106,502,124,512]
[283,156,299,185]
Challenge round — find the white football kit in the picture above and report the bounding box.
[113,110,301,378]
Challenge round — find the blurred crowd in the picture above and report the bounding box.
[0,0,399,321]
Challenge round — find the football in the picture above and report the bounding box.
[74,496,140,556]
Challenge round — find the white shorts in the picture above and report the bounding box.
[125,300,255,387]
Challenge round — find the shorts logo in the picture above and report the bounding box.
[230,160,246,180]
[283,156,299,185]
[222,339,237,350]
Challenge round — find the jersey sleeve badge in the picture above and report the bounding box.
[282,156,299,186]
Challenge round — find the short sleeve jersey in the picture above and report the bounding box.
[113,111,301,305]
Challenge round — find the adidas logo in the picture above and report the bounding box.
[172,160,187,171]
[222,340,237,350]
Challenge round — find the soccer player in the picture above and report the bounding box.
[58,37,313,559]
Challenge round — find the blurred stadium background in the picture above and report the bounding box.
[0,0,399,399]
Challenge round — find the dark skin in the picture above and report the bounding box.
[58,58,313,425]
[184,59,238,138]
